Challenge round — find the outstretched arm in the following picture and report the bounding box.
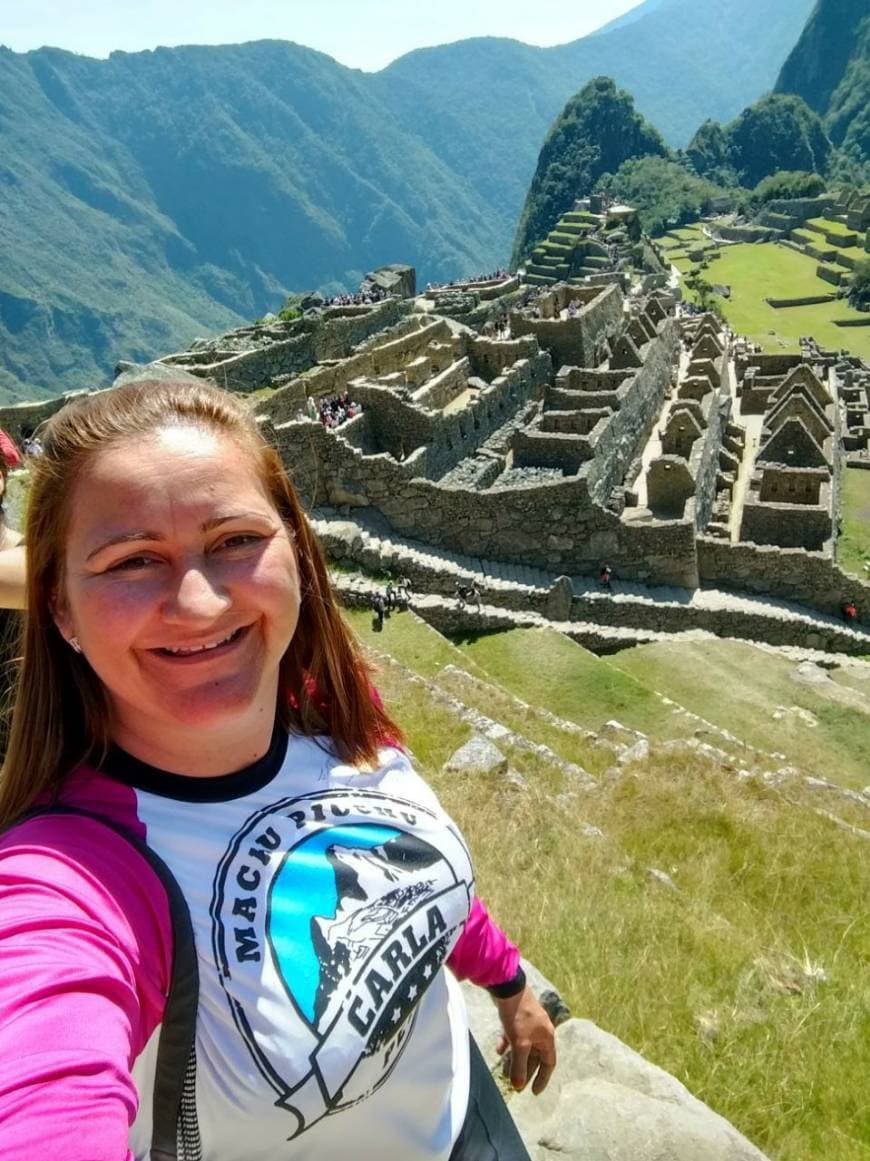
[448,898,556,1094]
[0,545,26,609]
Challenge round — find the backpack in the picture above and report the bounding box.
[3,805,201,1161]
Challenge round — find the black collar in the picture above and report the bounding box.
[102,718,288,803]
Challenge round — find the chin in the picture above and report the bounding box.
[158,675,268,729]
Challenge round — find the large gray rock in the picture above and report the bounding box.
[462,966,768,1161]
[443,734,508,778]
[362,263,416,300]
[509,1019,769,1161]
[112,361,208,389]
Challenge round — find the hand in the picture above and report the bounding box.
[494,985,556,1095]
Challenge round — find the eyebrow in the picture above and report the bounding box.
[85,513,271,561]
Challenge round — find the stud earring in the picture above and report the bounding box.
[69,637,82,654]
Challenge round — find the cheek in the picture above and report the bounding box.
[70,580,158,640]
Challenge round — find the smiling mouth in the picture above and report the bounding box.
[153,625,249,658]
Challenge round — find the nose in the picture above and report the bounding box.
[161,561,232,624]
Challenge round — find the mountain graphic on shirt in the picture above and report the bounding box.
[310,835,441,1036]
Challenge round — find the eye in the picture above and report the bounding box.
[218,533,264,550]
[108,555,157,573]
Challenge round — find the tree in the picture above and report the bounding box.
[729,95,833,187]
[849,259,870,311]
[596,156,729,236]
[752,170,827,204]
[687,95,834,189]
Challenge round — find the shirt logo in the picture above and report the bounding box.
[211,788,473,1137]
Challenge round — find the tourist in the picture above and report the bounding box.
[0,429,21,471]
[456,581,482,611]
[0,379,554,1160]
[384,580,395,611]
[599,564,613,592]
[371,589,386,630]
[842,599,858,625]
[306,394,318,421]
[318,393,361,429]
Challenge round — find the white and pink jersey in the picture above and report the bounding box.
[0,730,519,1161]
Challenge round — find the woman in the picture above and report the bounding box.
[0,380,554,1160]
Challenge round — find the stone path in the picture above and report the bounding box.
[313,509,870,657]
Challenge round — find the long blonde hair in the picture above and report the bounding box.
[0,378,401,824]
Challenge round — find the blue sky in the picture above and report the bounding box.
[1,0,644,71]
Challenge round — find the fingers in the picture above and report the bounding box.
[530,1041,557,1094]
[510,1040,531,1090]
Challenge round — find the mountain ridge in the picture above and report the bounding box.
[0,0,815,399]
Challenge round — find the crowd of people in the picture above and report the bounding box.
[324,287,389,307]
[425,267,510,293]
[370,576,412,629]
[307,391,362,428]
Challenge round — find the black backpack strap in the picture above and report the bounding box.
[3,804,201,1160]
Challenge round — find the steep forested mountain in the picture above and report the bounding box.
[687,94,834,188]
[0,0,814,400]
[511,78,667,264]
[775,0,870,168]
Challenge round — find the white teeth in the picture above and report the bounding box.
[161,629,239,656]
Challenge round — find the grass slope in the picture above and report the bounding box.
[839,468,870,580]
[345,615,870,1161]
[452,627,667,735]
[680,242,870,362]
[611,638,870,790]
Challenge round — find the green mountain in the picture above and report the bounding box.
[775,0,870,168]
[511,78,668,265]
[687,94,834,188]
[0,0,815,400]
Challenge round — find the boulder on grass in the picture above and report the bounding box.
[443,734,508,778]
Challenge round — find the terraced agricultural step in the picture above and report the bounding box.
[526,263,558,280]
[312,511,870,658]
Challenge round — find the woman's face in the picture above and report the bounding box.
[55,423,300,746]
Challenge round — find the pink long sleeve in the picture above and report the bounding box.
[0,815,171,1161]
[447,896,521,987]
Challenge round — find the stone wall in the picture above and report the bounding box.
[698,537,870,626]
[273,416,699,586]
[766,195,837,219]
[318,348,551,482]
[693,393,730,529]
[256,316,450,422]
[0,391,88,441]
[766,294,837,309]
[166,298,410,393]
[510,283,624,371]
[585,323,677,504]
[740,496,832,551]
[412,358,470,410]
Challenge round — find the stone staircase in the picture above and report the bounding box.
[334,571,707,654]
[312,509,870,657]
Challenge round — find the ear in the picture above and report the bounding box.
[51,586,75,646]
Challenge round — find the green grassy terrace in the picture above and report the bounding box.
[839,468,870,581]
[675,242,870,363]
[341,606,870,1161]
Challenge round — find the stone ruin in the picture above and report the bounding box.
[1,251,869,655]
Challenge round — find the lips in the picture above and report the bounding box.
[152,625,249,659]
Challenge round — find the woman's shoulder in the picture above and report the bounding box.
[0,765,171,980]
